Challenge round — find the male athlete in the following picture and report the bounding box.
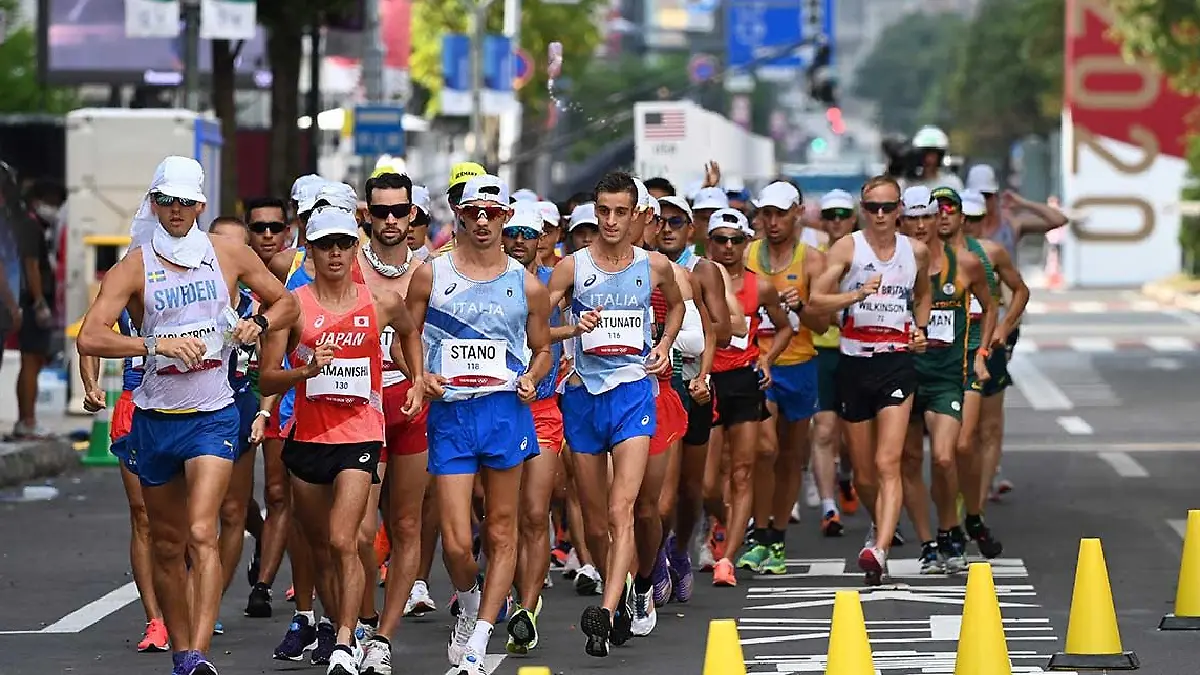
[809,175,931,585]
[406,174,553,674]
[547,171,683,656]
[259,207,424,675]
[77,156,298,675]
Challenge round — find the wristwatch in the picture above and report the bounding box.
[251,314,269,332]
[255,410,271,420]
[144,336,158,357]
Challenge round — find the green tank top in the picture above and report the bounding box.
[916,244,968,380]
[965,236,997,350]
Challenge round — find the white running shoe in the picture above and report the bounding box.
[455,646,488,675]
[562,549,581,579]
[804,472,820,508]
[630,585,657,637]
[447,613,476,666]
[359,637,391,675]
[573,564,602,596]
[325,645,358,675]
[405,580,436,617]
[698,542,717,572]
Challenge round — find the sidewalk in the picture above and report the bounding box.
[1142,275,1200,311]
[0,402,90,490]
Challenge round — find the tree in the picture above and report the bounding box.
[211,40,242,215]
[1109,0,1200,94]
[940,0,1063,157]
[0,0,76,114]
[409,0,604,117]
[851,12,967,135]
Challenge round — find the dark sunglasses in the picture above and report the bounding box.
[368,203,413,220]
[310,235,358,251]
[965,215,985,223]
[861,201,899,214]
[937,199,961,214]
[502,226,541,240]
[821,208,853,220]
[710,233,747,246]
[664,216,689,229]
[462,205,508,221]
[152,193,197,208]
[249,220,287,234]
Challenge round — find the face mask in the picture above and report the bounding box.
[35,204,59,223]
[152,223,210,268]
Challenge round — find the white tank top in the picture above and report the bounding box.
[674,299,705,380]
[133,240,236,412]
[800,227,823,249]
[838,231,917,358]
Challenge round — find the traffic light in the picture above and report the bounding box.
[810,137,829,154]
[826,107,845,135]
[807,39,837,105]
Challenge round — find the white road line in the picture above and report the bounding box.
[37,582,140,634]
[1169,519,1187,539]
[1147,336,1197,352]
[1069,300,1107,313]
[1005,441,1200,453]
[1166,308,1200,327]
[1056,416,1094,435]
[1098,451,1149,478]
[1132,299,1164,311]
[1008,355,1072,410]
[1149,357,1184,371]
[1068,337,1115,352]
[1012,338,1039,354]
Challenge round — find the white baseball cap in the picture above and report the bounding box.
[902,186,936,217]
[658,195,693,222]
[707,207,753,237]
[459,174,511,207]
[649,197,661,217]
[506,201,545,234]
[536,200,561,227]
[568,202,599,231]
[965,165,999,194]
[819,189,854,211]
[634,178,651,211]
[306,207,360,241]
[291,174,325,213]
[692,186,729,212]
[512,188,539,203]
[152,156,207,203]
[411,185,432,220]
[753,181,800,210]
[961,189,987,217]
[312,182,357,213]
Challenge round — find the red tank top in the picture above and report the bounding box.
[713,269,761,373]
[650,289,672,383]
[289,284,385,444]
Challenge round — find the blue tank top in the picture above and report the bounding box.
[535,266,562,400]
[227,286,255,396]
[117,310,145,392]
[278,248,314,424]
[424,254,529,402]
[566,247,652,395]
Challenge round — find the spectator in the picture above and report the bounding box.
[13,179,65,438]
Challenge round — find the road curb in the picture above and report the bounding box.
[0,438,80,488]
[1142,280,1200,311]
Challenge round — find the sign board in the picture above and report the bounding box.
[353,105,406,157]
[513,48,534,90]
[688,54,716,84]
[1061,0,1187,286]
[725,0,832,79]
[440,33,517,116]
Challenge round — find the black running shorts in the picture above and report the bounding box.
[836,352,917,424]
[710,366,768,427]
[282,439,383,485]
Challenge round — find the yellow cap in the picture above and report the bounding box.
[371,165,402,178]
[448,162,486,188]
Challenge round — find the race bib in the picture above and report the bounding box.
[850,292,909,332]
[307,356,372,404]
[380,327,401,370]
[757,307,776,336]
[153,320,224,375]
[968,295,983,318]
[581,309,644,356]
[442,339,508,387]
[928,309,956,345]
[730,316,750,351]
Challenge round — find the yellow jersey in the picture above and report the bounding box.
[811,239,840,349]
[745,239,815,365]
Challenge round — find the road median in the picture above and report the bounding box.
[0,437,80,488]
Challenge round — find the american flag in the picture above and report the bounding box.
[643,110,686,141]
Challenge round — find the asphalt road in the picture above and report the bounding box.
[3,289,1200,674]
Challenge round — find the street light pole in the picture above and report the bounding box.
[182,0,201,111]
[361,0,385,177]
[469,1,487,165]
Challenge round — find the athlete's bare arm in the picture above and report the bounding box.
[960,252,997,349]
[258,303,311,396]
[910,239,932,329]
[793,247,831,334]
[690,272,716,385]
[716,263,747,338]
[981,241,1029,343]
[522,272,554,390]
[545,255,576,311]
[267,247,298,282]
[693,259,733,348]
[214,237,298,334]
[808,236,873,315]
[649,251,684,349]
[378,290,424,384]
[760,281,793,365]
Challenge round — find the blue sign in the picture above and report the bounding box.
[442,34,470,92]
[354,105,406,157]
[483,35,514,92]
[689,54,716,84]
[725,0,834,72]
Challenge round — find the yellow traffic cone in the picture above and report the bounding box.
[81,359,120,467]
[825,590,875,674]
[703,619,747,675]
[1047,538,1139,670]
[516,669,551,675]
[1161,510,1200,630]
[955,563,1011,675]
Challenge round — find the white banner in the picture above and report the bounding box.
[200,0,257,41]
[125,0,180,39]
